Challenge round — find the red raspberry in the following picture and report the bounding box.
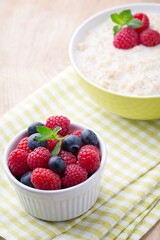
[70,130,82,138]
[17,137,31,154]
[58,150,77,165]
[77,146,100,173]
[46,116,70,136]
[61,164,88,188]
[80,145,101,159]
[133,13,149,33]
[31,168,61,190]
[8,149,30,176]
[113,27,139,49]
[140,29,160,47]
[27,147,51,170]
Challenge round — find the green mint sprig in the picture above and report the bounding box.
[51,141,62,157]
[110,9,142,35]
[36,126,67,156]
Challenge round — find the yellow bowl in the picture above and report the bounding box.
[69,3,160,120]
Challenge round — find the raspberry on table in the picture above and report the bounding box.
[133,13,149,33]
[77,146,100,173]
[113,26,139,49]
[31,168,61,190]
[27,147,51,170]
[140,29,160,47]
[46,115,70,136]
[17,137,31,154]
[8,149,30,176]
[61,164,88,188]
[58,150,77,165]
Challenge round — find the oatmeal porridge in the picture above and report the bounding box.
[77,13,160,96]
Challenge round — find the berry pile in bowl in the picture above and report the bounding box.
[69,3,160,120]
[3,115,107,221]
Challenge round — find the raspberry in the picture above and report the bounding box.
[61,164,88,188]
[46,115,70,136]
[133,13,149,33]
[58,150,77,165]
[17,137,31,153]
[77,146,100,173]
[113,27,139,49]
[8,149,30,176]
[140,29,160,47]
[27,147,51,170]
[80,145,101,159]
[31,168,61,190]
[70,130,82,138]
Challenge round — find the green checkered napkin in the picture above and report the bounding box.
[0,67,159,240]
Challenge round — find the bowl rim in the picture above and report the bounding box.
[69,2,160,99]
[3,121,107,195]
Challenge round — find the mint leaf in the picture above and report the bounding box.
[110,13,125,25]
[127,18,142,28]
[52,126,62,138]
[36,126,53,135]
[119,9,132,21]
[51,141,61,156]
[36,125,66,142]
[36,134,52,141]
[113,25,122,36]
[36,126,53,141]
[124,14,133,22]
[110,9,143,36]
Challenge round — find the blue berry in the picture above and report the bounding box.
[49,156,66,174]
[27,122,44,136]
[62,135,82,154]
[28,133,48,151]
[20,171,34,188]
[80,129,99,146]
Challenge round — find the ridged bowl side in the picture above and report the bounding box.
[15,175,101,221]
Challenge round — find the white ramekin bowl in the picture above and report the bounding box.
[3,122,107,221]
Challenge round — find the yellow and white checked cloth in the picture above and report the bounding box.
[0,67,160,240]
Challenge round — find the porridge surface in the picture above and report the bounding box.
[77,13,160,96]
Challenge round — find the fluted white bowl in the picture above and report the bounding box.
[3,122,107,221]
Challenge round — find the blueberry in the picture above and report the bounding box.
[20,171,34,188]
[27,122,44,136]
[28,133,48,151]
[80,129,99,146]
[62,135,82,154]
[49,156,66,174]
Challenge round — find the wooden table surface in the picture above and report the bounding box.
[0,0,160,239]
